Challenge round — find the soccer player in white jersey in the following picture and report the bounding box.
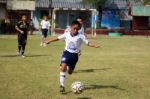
[65,17,87,56]
[46,21,99,93]
[40,16,51,47]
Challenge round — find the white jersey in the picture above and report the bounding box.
[40,20,51,29]
[58,31,89,53]
[65,26,85,35]
[64,26,71,33]
[78,26,84,35]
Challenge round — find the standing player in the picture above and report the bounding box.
[15,15,29,58]
[40,16,51,47]
[46,21,99,93]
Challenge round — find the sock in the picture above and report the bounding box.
[66,66,69,72]
[60,72,66,87]
[18,45,21,52]
[41,36,44,44]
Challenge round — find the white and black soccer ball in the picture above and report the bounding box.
[71,81,84,94]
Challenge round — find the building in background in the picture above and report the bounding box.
[132,6,150,30]
[0,0,35,34]
[7,0,35,23]
[0,0,149,35]
[34,0,95,30]
[101,0,143,31]
[0,0,7,19]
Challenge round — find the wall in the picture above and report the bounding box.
[132,16,148,30]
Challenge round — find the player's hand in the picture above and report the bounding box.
[20,31,24,34]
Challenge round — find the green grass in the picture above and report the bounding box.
[0,35,150,99]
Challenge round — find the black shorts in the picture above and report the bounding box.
[41,29,48,38]
[61,50,78,70]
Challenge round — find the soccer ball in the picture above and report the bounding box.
[71,81,84,94]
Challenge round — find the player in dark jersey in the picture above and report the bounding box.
[15,15,29,58]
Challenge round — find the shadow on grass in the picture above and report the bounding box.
[27,54,50,57]
[85,84,125,91]
[0,54,50,57]
[78,97,92,99]
[61,91,92,99]
[74,68,112,73]
[60,91,72,95]
[0,55,19,57]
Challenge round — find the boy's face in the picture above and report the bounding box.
[22,16,27,21]
[44,16,48,20]
[71,24,80,35]
[77,19,83,26]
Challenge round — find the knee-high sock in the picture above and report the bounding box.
[60,72,66,87]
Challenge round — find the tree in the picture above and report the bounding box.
[143,0,150,5]
[82,0,106,9]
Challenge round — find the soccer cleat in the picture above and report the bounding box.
[21,55,25,58]
[60,85,65,93]
[43,43,47,47]
[40,43,43,46]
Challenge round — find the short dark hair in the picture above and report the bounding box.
[76,16,83,20]
[71,20,81,29]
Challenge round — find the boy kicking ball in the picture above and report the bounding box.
[45,21,99,93]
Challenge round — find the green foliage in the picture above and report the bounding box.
[82,0,106,8]
[143,0,150,5]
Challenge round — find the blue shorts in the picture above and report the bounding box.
[61,50,78,70]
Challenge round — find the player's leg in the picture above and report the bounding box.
[18,34,24,56]
[59,51,71,92]
[40,29,44,46]
[17,34,22,54]
[68,54,78,75]
[60,63,67,92]
[43,29,48,47]
[21,35,27,57]
[20,35,27,57]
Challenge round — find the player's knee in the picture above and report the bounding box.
[60,64,67,72]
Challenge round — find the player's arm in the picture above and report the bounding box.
[15,24,24,34]
[81,35,99,48]
[46,33,66,44]
[45,38,60,44]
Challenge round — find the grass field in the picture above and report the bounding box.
[0,35,150,99]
